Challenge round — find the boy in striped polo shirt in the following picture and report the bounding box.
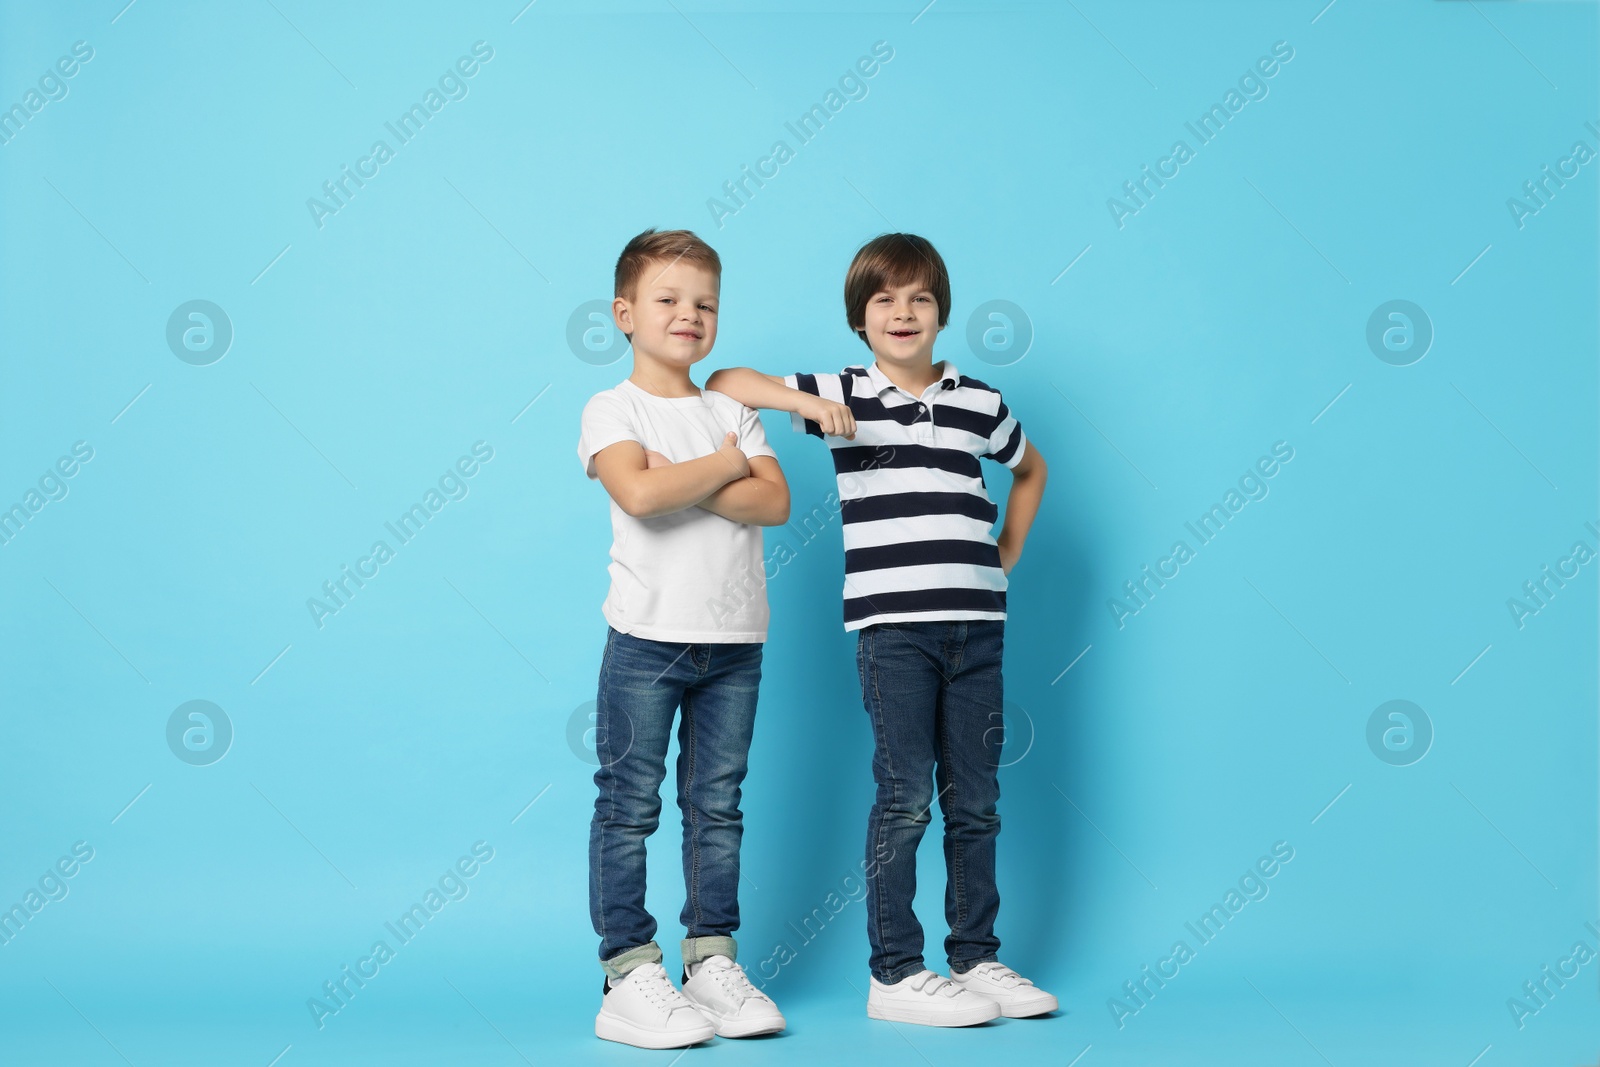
[707,233,1054,1026]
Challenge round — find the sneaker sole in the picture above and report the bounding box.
[707,1012,787,1038]
[867,998,1001,1027]
[595,1012,715,1049]
[996,992,1059,1018]
[949,979,1060,1019]
[682,998,786,1038]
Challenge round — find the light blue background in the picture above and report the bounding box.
[1,1,1596,1064]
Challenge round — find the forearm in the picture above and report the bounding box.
[628,451,743,518]
[699,475,790,526]
[997,466,1047,553]
[706,368,808,413]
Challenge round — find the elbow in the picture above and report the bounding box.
[615,486,659,519]
[752,486,789,527]
[705,368,732,392]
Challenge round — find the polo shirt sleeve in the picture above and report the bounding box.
[983,393,1028,469]
[783,371,846,437]
[576,390,640,479]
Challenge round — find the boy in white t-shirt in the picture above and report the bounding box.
[576,229,790,1049]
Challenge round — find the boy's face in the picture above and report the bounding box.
[859,279,941,369]
[613,258,719,367]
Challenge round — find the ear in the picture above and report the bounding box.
[612,295,632,334]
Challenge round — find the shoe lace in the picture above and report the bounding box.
[632,963,694,1012]
[702,958,765,1006]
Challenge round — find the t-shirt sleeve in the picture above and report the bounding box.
[736,403,777,462]
[576,391,640,479]
[783,371,846,437]
[982,392,1028,469]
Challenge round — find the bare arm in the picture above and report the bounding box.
[592,433,748,519]
[697,455,790,526]
[705,368,856,438]
[704,368,803,411]
[996,443,1047,574]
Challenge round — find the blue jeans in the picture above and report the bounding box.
[857,619,1005,983]
[588,626,762,978]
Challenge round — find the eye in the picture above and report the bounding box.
[699,304,716,313]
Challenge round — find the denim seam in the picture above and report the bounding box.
[864,628,897,976]
[941,699,967,938]
[594,627,616,946]
[941,627,968,938]
[682,680,702,933]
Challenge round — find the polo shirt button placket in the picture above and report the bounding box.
[916,393,935,443]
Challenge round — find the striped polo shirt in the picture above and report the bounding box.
[785,361,1028,631]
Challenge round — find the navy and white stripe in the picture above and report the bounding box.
[785,361,1028,631]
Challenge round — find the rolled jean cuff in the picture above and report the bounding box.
[682,935,738,968]
[601,941,662,980]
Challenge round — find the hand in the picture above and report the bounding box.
[642,449,671,469]
[716,431,750,480]
[998,537,1021,575]
[799,395,856,439]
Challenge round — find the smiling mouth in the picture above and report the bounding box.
[671,330,702,340]
[887,329,920,338]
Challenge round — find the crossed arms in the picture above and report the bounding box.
[591,430,790,526]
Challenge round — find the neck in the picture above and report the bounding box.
[630,354,699,398]
[874,357,941,395]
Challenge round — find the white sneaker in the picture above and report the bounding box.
[866,969,1001,1026]
[595,961,716,1049]
[950,961,1058,1018]
[681,955,786,1037]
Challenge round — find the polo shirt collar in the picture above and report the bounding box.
[863,360,961,397]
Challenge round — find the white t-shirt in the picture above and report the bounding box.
[577,379,777,643]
